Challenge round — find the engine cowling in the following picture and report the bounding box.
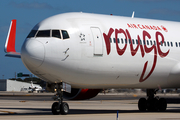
[63,88,101,100]
[46,83,101,100]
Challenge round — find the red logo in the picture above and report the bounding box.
[103,28,170,82]
[161,25,168,32]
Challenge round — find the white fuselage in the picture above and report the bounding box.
[20,12,180,89]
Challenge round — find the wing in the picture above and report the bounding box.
[4,19,21,58]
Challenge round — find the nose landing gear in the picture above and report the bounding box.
[51,82,69,115]
[138,89,167,112]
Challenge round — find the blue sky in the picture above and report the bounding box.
[0,0,180,79]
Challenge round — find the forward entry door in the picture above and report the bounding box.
[91,27,103,56]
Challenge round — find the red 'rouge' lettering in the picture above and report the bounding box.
[126,29,144,57]
[139,31,157,82]
[103,28,114,55]
[103,28,170,83]
[115,29,127,55]
[156,32,169,57]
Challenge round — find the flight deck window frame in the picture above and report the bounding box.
[52,30,62,39]
[61,30,70,40]
[27,30,38,38]
[36,30,51,37]
[33,29,70,40]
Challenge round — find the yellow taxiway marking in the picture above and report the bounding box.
[133,94,137,97]
[25,94,31,96]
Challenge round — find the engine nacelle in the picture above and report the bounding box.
[63,88,101,100]
[46,83,101,100]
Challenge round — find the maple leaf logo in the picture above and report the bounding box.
[161,25,168,32]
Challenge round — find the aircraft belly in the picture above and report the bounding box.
[167,62,180,88]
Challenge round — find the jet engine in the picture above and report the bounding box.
[63,88,101,100]
[46,83,101,100]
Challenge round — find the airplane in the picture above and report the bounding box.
[4,12,180,115]
[28,81,44,92]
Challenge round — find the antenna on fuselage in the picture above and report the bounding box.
[131,11,135,18]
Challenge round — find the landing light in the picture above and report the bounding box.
[54,89,57,92]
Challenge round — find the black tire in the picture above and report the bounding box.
[147,97,158,111]
[138,98,147,111]
[60,102,69,115]
[51,102,60,115]
[158,98,167,111]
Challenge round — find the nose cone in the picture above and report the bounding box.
[21,39,45,69]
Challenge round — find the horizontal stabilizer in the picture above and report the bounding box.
[5,52,21,58]
[4,19,21,58]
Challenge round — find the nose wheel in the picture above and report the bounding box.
[138,89,167,111]
[51,82,69,115]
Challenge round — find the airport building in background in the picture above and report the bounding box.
[0,79,38,91]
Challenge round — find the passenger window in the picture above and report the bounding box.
[167,42,169,47]
[36,30,50,37]
[176,42,178,47]
[121,38,124,44]
[62,30,70,39]
[125,39,127,44]
[132,39,135,44]
[117,38,120,43]
[129,39,131,44]
[179,42,180,47]
[160,41,163,46]
[171,42,173,47]
[109,38,112,43]
[150,40,152,45]
[164,41,166,46]
[27,30,37,38]
[113,38,116,43]
[147,40,149,45]
[154,41,156,46]
[140,40,142,45]
[136,39,138,44]
[143,40,145,45]
[52,30,61,39]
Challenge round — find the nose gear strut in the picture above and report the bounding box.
[51,82,69,115]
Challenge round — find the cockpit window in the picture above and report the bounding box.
[27,29,70,40]
[36,30,50,37]
[27,30,37,38]
[52,30,61,39]
[62,30,70,39]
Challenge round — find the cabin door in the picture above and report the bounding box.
[91,27,103,56]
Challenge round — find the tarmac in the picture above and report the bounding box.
[0,92,180,120]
